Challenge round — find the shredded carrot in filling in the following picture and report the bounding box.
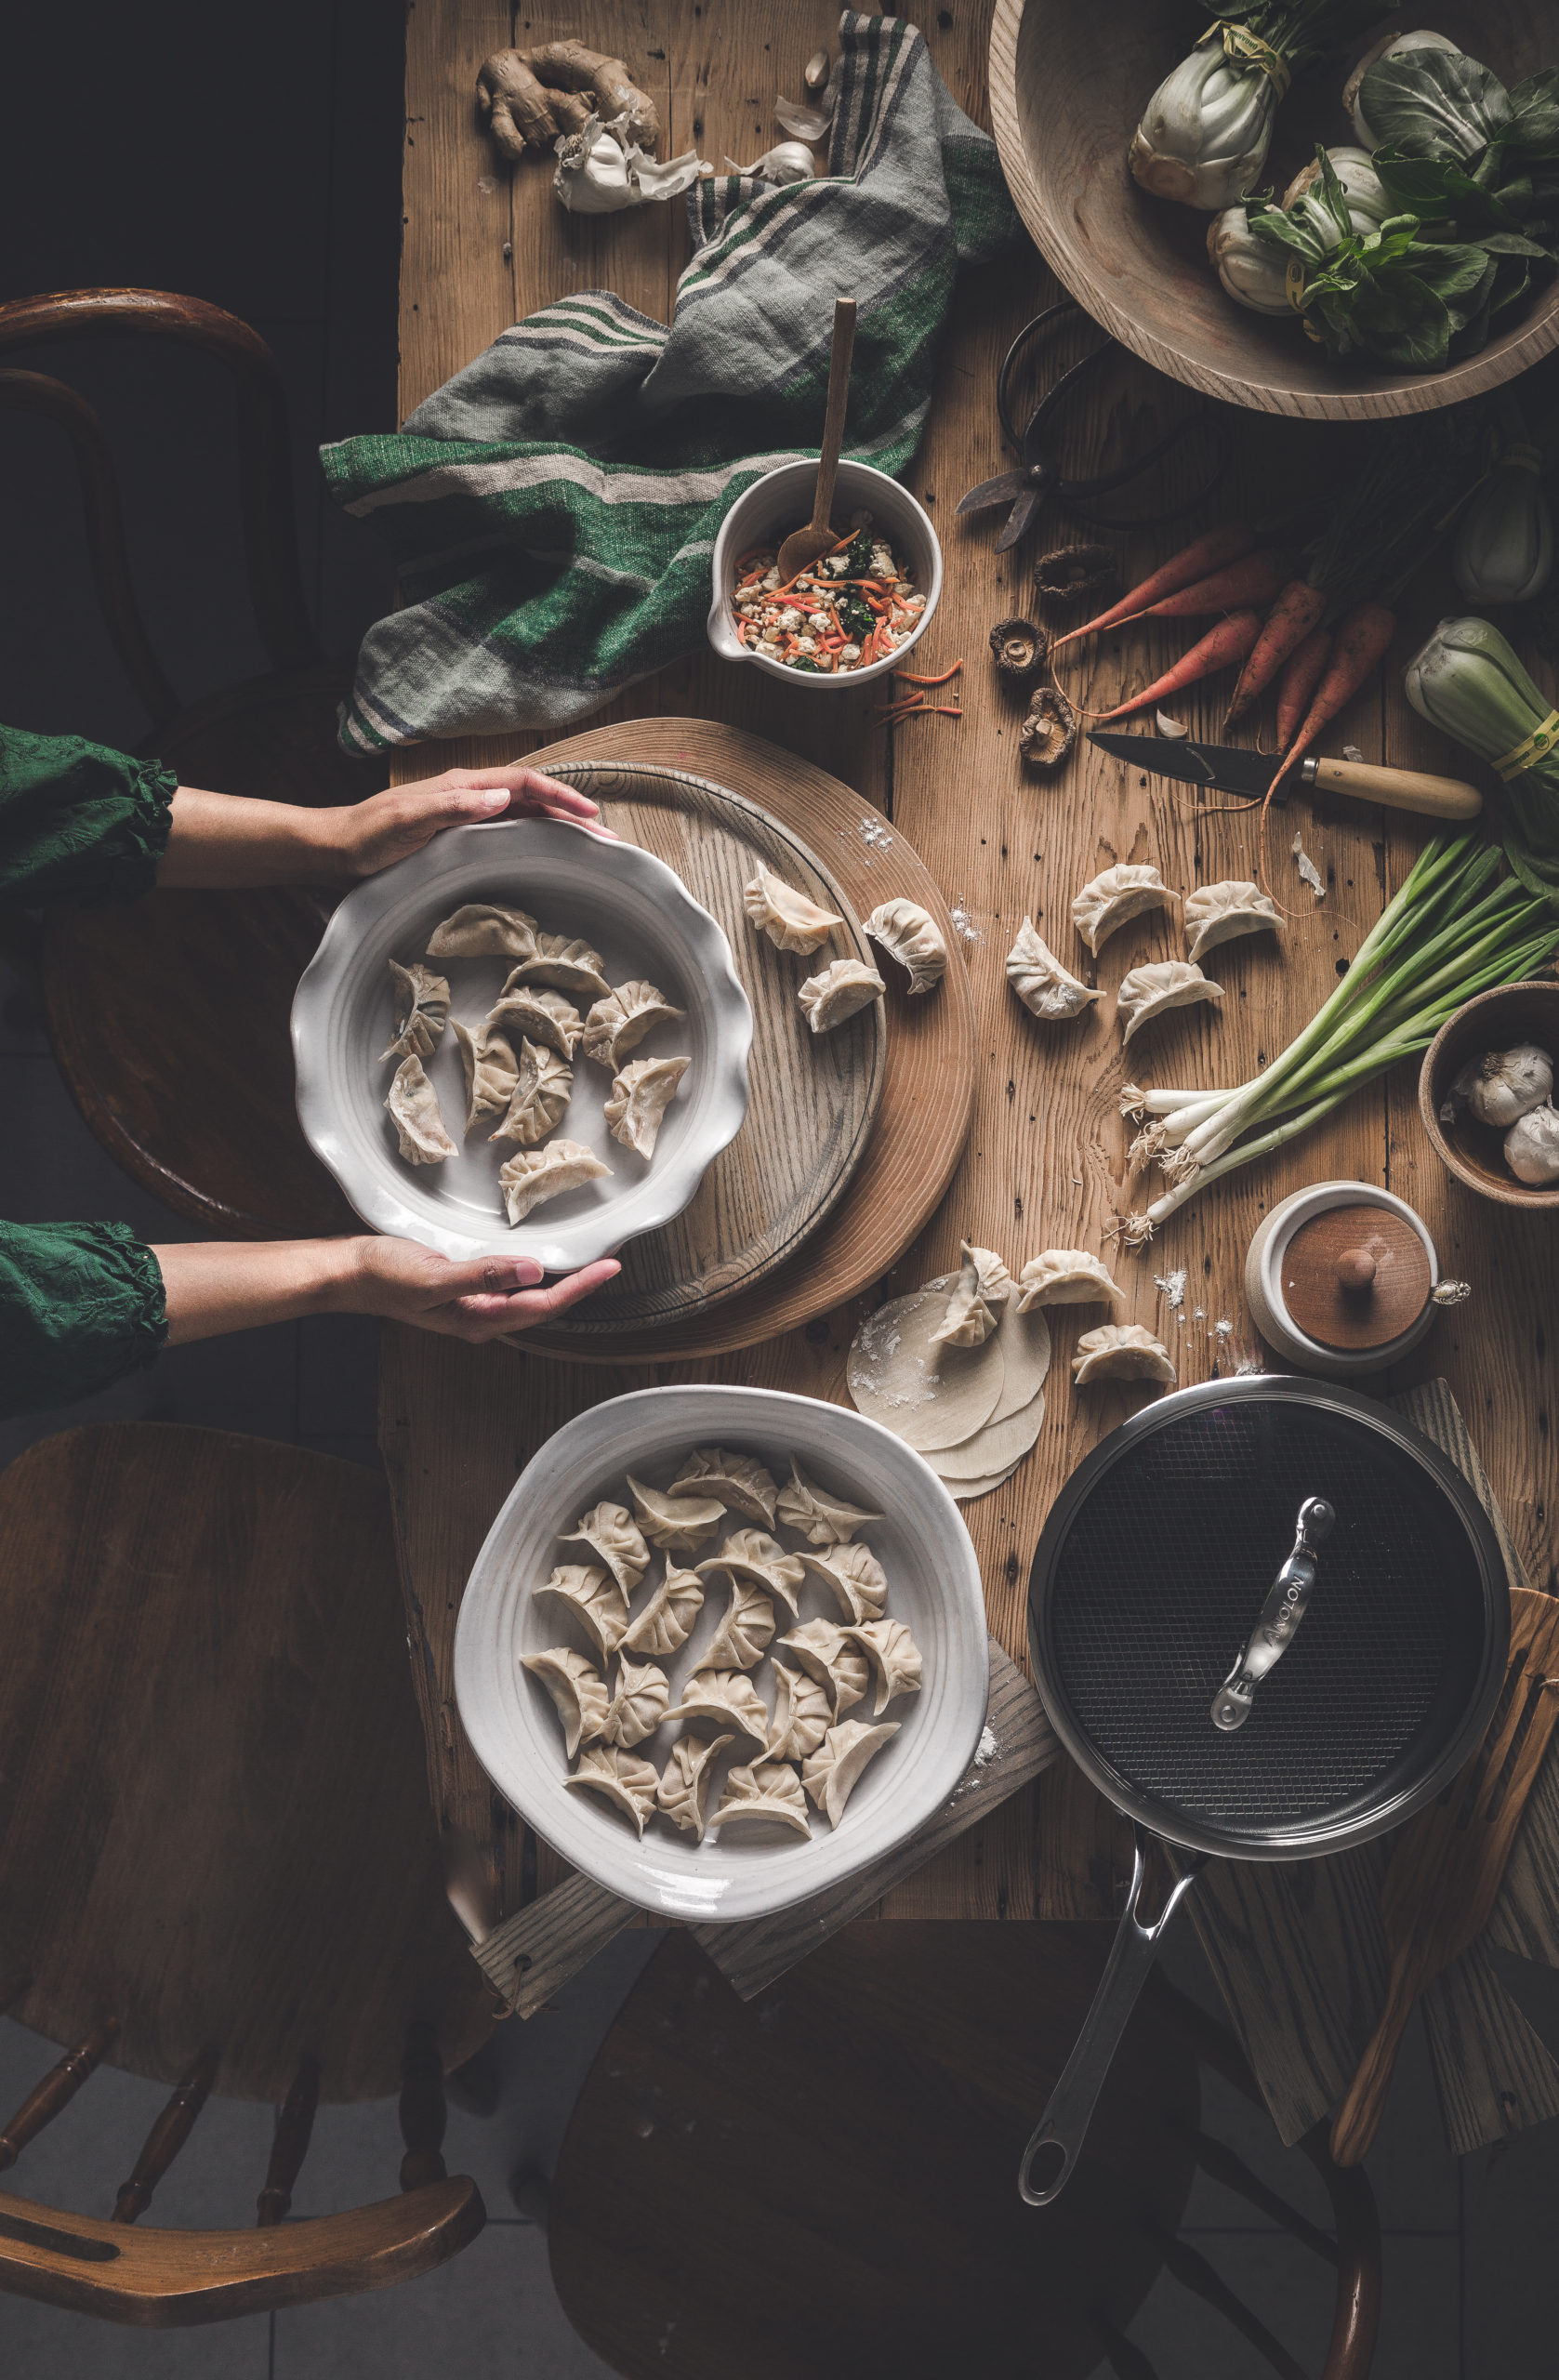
[725,518,926,675]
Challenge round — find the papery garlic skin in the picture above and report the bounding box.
[1130,40,1276,211]
[554,114,706,213]
[1505,1102,1559,1186]
[1454,1043,1554,1129]
[1209,206,1293,313]
[1343,30,1462,149]
[1453,451,1554,607]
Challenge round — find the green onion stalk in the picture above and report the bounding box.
[1114,830,1559,1246]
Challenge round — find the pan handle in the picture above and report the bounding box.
[1018,1828,1207,2205]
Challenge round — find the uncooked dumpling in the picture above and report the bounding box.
[581,979,686,1070]
[1007,920,1102,1022]
[801,1720,899,1828]
[522,1646,609,1758]
[1015,1250,1124,1311]
[774,1458,882,1546]
[693,1578,775,1673]
[766,1663,834,1763]
[655,1730,733,1843]
[695,1529,806,1620]
[627,1474,725,1551]
[841,1618,922,1714]
[490,1038,574,1147]
[486,982,584,1059]
[605,1054,691,1158]
[1116,960,1223,1047]
[1184,879,1283,964]
[498,1139,610,1224]
[796,1540,889,1626]
[710,1760,812,1839]
[385,1054,457,1164]
[743,862,841,956]
[777,1620,869,1717]
[564,1742,659,1835]
[618,1565,704,1658]
[933,1242,1013,1348]
[560,1501,650,1593]
[1072,1323,1177,1386]
[1072,863,1177,956]
[452,1020,521,1133]
[380,959,451,1062]
[865,898,947,995]
[426,903,536,960]
[535,1563,629,1662]
[662,1667,769,1746]
[798,958,885,1034]
[505,932,612,1001]
[601,1653,670,1749]
[668,1447,778,1528]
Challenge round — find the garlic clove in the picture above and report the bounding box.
[1505,1100,1559,1187]
[1456,1043,1553,1130]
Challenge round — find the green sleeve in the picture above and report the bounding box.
[0,724,178,909]
[0,1222,167,1418]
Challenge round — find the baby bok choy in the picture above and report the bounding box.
[1209,145,1391,311]
[1406,616,1559,907]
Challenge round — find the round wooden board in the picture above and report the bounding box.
[520,720,976,1363]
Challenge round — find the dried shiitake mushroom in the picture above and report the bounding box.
[477,41,660,159]
[1033,544,1120,606]
[1020,689,1077,774]
[988,616,1045,686]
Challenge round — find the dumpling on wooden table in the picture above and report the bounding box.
[582,978,686,1070]
[487,982,584,1059]
[1116,961,1222,1047]
[522,1645,608,1758]
[426,903,536,959]
[1015,1250,1124,1310]
[865,897,947,995]
[452,1020,520,1133]
[605,1054,691,1159]
[1006,920,1101,1022]
[798,958,885,1035]
[932,1241,1012,1348]
[504,932,612,1001]
[385,1055,457,1165]
[743,862,841,956]
[490,1039,573,1148]
[1071,863,1177,957]
[498,1140,610,1224]
[380,959,451,1062]
[1071,1324,1177,1386]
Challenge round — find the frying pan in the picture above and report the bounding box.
[1019,1377,1509,2205]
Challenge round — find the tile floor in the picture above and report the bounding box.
[3,7,1558,2374]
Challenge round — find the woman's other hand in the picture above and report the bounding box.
[347,1237,621,1341]
[335,764,615,877]
[153,1235,619,1345]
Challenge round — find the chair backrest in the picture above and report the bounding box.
[0,285,323,730]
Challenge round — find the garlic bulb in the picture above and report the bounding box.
[726,139,816,183]
[1130,39,1276,211]
[1453,449,1554,607]
[1453,1043,1553,1129]
[554,116,707,213]
[1208,206,1292,313]
[1505,1102,1559,1186]
[1343,30,1462,149]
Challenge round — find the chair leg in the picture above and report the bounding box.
[112,2045,219,2225]
[0,2019,120,2172]
[257,2054,321,2227]
[399,2021,447,2190]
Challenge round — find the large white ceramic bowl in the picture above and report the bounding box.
[706,458,943,690]
[453,1386,990,1923]
[291,818,752,1270]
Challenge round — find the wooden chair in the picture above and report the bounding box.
[547,1924,1380,2380]
[0,287,383,1238]
[0,1423,496,2325]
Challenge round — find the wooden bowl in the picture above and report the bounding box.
[989,0,1559,421]
[1419,981,1559,1210]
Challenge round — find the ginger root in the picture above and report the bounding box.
[477,41,659,161]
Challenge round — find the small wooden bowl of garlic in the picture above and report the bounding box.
[1420,981,1559,1210]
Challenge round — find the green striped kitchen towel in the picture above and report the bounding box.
[320,9,1020,753]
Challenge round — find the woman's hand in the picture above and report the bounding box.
[331,764,614,878]
[346,1237,621,1341]
[154,1235,619,1345]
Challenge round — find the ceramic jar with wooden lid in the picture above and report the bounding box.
[1245,1182,1441,1378]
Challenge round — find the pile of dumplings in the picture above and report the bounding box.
[522,1448,921,1845]
[848,1239,1176,1493]
[379,899,692,1224]
[742,862,948,1029]
[1005,860,1282,1044]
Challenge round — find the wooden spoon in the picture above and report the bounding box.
[775,296,858,583]
[1329,1584,1559,2166]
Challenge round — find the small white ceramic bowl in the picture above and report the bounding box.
[292,818,751,1271]
[453,1385,990,1923]
[706,458,943,689]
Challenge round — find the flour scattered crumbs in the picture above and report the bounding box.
[948,900,983,945]
[859,815,894,852]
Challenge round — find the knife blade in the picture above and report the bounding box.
[1088,733,1482,823]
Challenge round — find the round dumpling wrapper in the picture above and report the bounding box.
[928,1388,1046,1481]
[982,1302,1051,1427]
[943,1450,1028,1501]
[847,1280,1005,1452]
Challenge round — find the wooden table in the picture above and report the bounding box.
[386,0,1559,2064]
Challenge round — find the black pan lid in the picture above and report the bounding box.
[1028,1378,1510,1860]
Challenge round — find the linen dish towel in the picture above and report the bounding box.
[321,9,1019,752]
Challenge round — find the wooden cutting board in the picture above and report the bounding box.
[520,719,976,1362]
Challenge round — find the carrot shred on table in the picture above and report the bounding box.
[892,660,961,687]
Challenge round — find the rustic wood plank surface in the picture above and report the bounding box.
[389,0,1559,2135]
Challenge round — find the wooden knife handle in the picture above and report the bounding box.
[1329,1949,1420,2167]
[1308,756,1483,821]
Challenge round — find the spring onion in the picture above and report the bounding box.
[1112,831,1559,1245]
[1406,615,1559,906]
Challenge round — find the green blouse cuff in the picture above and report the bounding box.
[0,725,178,909]
[0,1222,168,1419]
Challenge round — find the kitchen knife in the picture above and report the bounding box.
[1089,731,1483,822]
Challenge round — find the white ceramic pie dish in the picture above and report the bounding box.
[453,1385,990,1924]
[291,818,752,1270]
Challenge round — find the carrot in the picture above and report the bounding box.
[1048,522,1255,654]
[1223,578,1328,729]
[1259,601,1399,896]
[1274,624,1331,750]
[1128,547,1297,627]
[1090,609,1265,722]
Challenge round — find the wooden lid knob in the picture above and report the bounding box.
[1281,1201,1432,1353]
[1336,1248,1377,1294]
